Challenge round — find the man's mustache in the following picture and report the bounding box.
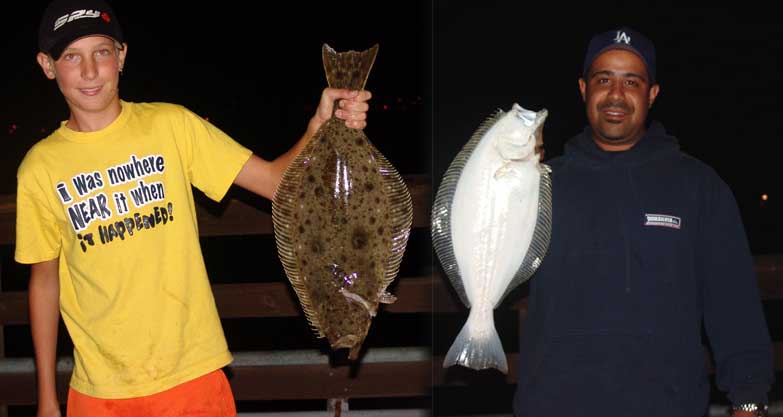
[599,100,631,112]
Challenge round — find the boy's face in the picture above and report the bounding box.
[36,35,127,117]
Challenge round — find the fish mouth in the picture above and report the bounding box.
[511,104,538,126]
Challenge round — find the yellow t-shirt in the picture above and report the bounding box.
[15,101,253,398]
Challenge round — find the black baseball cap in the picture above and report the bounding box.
[582,27,656,84]
[38,0,123,60]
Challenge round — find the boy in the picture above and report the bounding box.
[17,0,371,416]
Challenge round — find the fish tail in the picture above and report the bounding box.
[322,44,379,91]
[443,308,508,373]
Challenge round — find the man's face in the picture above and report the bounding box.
[578,49,660,151]
[37,35,127,117]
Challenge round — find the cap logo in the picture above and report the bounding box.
[613,31,632,45]
[53,9,102,31]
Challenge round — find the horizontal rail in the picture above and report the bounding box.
[0,348,432,405]
[0,275,453,325]
[6,341,783,405]
[4,257,783,324]
[0,176,431,245]
[0,347,431,374]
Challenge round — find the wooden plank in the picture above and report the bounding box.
[0,194,12,247]
[433,342,783,385]
[433,354,519,386]
[214,275,441,318]
[0,176,432,244]
[0,371,70,406]
[228,361,431,401]
[0,360,432,405]
[196,175,431,236]
[0,275,452,325]
[758,253,783,299]
[5,262,783,324]
[0,272,4,417]
[4,343,783,405]
[0,291,26,325]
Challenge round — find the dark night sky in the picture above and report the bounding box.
[1,0,431,191]
[435,3,783,254]
[2,2,781,253]
[2,2,783,414]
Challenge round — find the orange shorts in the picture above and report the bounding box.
[66,369,236,417]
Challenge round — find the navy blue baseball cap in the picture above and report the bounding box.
[582,27,656,84]
[38,0,123,60]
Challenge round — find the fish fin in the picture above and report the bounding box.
[371,147,413,293]
[443,309,508,374]
[499,162,553,302]
[322,44,379,90]
[339,288,377,317]
[271,148,326,339]
[431,108,507,308]
[378,291,397,304]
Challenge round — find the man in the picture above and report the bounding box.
[16,0,371,416]
[513,27,774,417]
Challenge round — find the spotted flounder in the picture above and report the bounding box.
[272,44,413,359]
[431,104,552,373]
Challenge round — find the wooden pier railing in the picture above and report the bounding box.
[1,175,782,416]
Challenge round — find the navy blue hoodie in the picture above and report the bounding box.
[513,122,774,417]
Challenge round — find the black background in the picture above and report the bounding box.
[0,1,431,189]
[435,2,782,255]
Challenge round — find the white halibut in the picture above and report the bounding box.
[431,103,552,373]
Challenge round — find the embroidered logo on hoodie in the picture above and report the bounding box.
[644,213,681,229]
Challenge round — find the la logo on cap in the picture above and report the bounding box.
[614,31,631,45]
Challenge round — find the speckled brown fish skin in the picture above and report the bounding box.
[272,44,412,359]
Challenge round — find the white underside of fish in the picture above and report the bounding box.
[453,158,540,305]
[447,136,540,373]
[433,104,551,374]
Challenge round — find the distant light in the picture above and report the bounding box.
[761,194,769,201]
[397,97,403,103]
[383,105,388,111]
[204,117,210,122]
